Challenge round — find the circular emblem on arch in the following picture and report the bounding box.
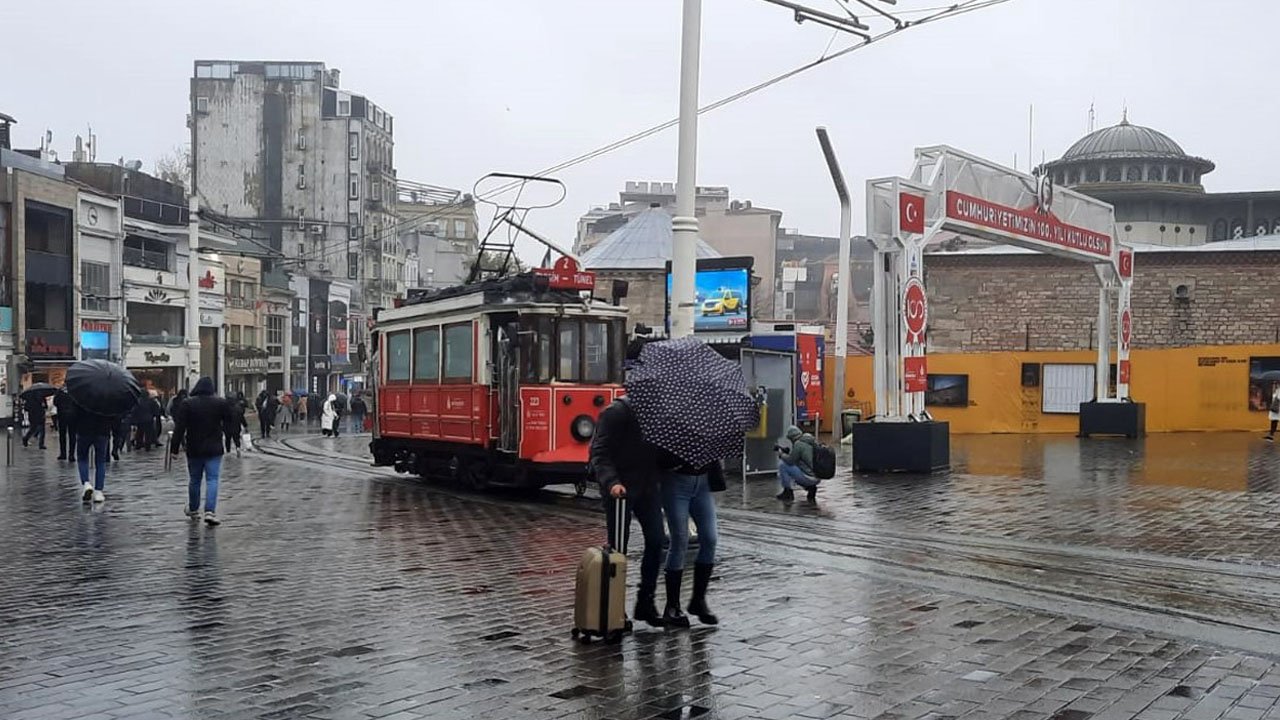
[1120,308,1132,351]
[903,278,927,344]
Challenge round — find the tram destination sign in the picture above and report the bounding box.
[945,190,1112,260]
[535,256,595,291]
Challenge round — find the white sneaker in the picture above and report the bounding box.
[92,490,105,503]
[184,507,202,520]
[81,483,93,501]
[203,512,221,526]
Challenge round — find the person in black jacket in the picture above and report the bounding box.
[130,394,162,450]
[76,409,115,503]
[172,377,234,526]
[21,393,47,449]
[53,390,78,461]
[259,392,279,438]
[224,393,248,454]
[589,397,668,627]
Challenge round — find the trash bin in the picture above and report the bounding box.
[841,409,862,439]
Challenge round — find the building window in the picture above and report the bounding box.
[195,96,209,113]
[297,164,306,190]
[1105,165,1121,182]
[349,176,359,200]
[1230,219,1245,238]
[266,315,285,357]
[296,129,306,150]
[1086,166,1100,183]
[1126,165,1141,182]
[1146,165,1161,182]
[453,220,466,238]
[443,322,473,382]
[229,325,241,345]
[338,99,350,116]
[347,252,358,280]
[123,235,170,271]
[81,261,111,313]
[348,132,359,160]
[348,212,360,239]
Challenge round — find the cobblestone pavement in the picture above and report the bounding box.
[5,434,1280,719]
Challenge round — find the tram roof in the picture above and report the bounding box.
[376,272,626,324]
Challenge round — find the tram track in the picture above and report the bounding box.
[260,435,1280,658]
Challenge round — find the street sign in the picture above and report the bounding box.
[534,256,595,291]
[904,356,927,393]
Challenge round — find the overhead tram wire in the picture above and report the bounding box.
[355,0,1015,253]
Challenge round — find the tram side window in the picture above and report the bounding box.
[584,321,610,384]
[387,331,411,383]
[520,315,553,384]
[442,322,473,383]
[558,319,582,381]
[413,326,440,382]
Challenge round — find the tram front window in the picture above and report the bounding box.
[583,321,609,384]
[519,315,553,384]
[558,320,581,381]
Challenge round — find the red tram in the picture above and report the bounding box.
[369,272,627,492]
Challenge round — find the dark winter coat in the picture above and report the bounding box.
[350,397,368,416]
[52,390,79,430]
[172,377,235,459]
[261,395,280,423]
[590,399,665,499]
[131,396,161,425]
[23,395,47,423]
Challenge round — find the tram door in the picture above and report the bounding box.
[493,318,520,453]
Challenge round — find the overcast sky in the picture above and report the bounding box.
[3,0,1276,261]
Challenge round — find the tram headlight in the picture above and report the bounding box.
[570,414,596,442]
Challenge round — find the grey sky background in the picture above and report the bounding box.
[2,0,1276,261]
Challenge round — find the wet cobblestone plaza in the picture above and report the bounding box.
[3,431,1280,719]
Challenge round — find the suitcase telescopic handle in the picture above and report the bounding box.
[611,496,627,554]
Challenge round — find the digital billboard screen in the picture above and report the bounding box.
[666,266,751,332]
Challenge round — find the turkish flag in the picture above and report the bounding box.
[899,193,925,234]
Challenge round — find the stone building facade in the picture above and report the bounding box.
[925,241,1280,353]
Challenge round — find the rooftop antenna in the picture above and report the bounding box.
[1028,104,1033,174]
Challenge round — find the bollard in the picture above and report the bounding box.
[163,431,173,471]
[6,426,12,467]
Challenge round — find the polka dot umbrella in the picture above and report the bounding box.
[624,336,761,469]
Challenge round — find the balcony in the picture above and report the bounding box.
[226,297,256,310]
[123,246,171,272]
[128,334,186,346]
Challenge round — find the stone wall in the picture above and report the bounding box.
[591,269,666,332]
[925,250,1280,353]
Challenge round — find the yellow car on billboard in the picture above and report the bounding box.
[701,288,743,316]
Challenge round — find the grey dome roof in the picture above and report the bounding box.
[1061,119,1188,161]
[581,207,720,270]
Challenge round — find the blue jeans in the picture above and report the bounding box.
[76,435,110,490]
[662,472,718,571]
[778,463,817,490]
[603,492,667,595]
[187,456,223,513]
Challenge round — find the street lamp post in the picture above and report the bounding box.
[670,0,703,339]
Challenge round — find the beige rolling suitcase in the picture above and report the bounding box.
[571,497,633,643]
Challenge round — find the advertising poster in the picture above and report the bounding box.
[796,333,823,422]
[925,374,969,407]
[329,284,350,366]
[1249,357,1280,411]
[665,267,751,332]
[308,278,330,369]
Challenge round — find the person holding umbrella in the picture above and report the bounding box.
[64,360,143,503]
[171,377,234,525]
[624,336,761,628]
[19,383,56,449]
[1267,381,1280,442]
[52,388,78,461]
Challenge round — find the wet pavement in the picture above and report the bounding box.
[4,431,1280,719]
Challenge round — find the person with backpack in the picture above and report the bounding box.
[776,425,824,502]
[171,377,235,526]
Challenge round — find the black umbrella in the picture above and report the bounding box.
[624,336,761,469]
[1255,370,1280,383]
[18,382,58,401]
[64,359,143,417]
[332,393,349,412]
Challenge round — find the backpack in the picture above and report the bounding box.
[811,442,836,480]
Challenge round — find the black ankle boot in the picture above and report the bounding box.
[687,563,719,625]
[633,588,665,628]
[663,570,690,628]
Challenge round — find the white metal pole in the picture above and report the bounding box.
[815,128,850,440]
[670,0,702,339]
[187,197,201,390]
[1095,285,1110,402]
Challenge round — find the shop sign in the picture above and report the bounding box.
[144,351,172,364]
[227,356,269,373]
[27,330,73,359]
[82,320,113,333]
[268,359,284,372]
[310,357,331,373]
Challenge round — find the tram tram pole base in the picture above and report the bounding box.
[851,420,950,473]
[1078,401,1146,439]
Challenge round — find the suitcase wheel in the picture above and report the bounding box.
[624,620,634,633]
[571,628,580,639]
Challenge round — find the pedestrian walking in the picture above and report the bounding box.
[259,392,279,439]
[591,396,669,628]
[225,394,248,454]
[63,359,144,503]
[167,389,188,419]
[21,394,48,449]
[1267,383,1280,442]
[321,393,341,437]
[171,377,235,526]
[350,394,367,433]
[775,425,820,502]
[130,393,162,450]
[110,415,128,461]
[307,394,321,428]
[294,395,307,427]
[277,395,294,433]
[76,411,115,503]
[53,389,78,461]
[622,337,761,629]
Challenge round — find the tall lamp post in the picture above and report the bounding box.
[670,0,703,339]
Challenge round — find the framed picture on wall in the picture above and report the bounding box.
[925,374,968,407]
[1249,357,1280,411]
